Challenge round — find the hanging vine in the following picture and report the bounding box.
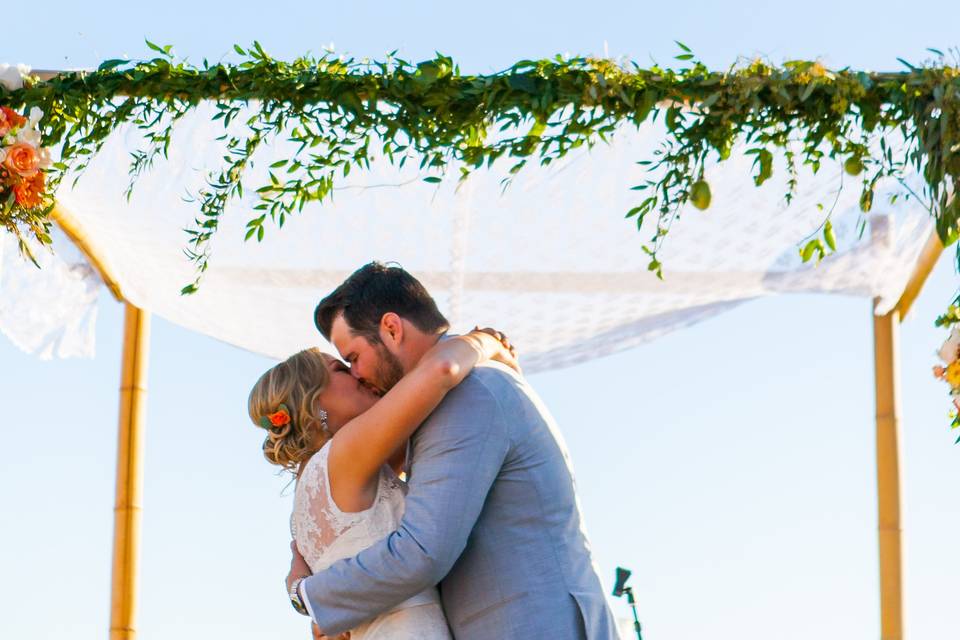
[0,41,957,311]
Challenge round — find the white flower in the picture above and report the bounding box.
[28,107,43,127]
[0,63,31,91]
[37,146,52,169]
[938,327,960,364]
[16,127,41,146]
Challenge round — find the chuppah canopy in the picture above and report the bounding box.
[0,103,934,369]
[0,49,952,640]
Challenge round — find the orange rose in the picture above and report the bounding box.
[268,409,291,427]
[0,110,10,137]
[4,142,39,178]
[0,106,26,129]
[13,171,45,208]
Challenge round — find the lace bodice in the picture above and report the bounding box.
[290,443,450,639]
[292,443,407,574]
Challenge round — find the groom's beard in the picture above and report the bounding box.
[373,343,405,392]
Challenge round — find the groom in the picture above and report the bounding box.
[287,262,620,639]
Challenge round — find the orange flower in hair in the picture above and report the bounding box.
[261,403,292,429]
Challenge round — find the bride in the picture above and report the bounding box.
[248,329,518,639]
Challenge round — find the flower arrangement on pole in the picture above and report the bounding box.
[0,64,54,264]
[934,305,960,440]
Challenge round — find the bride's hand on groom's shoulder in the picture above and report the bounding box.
[472,326,521,374]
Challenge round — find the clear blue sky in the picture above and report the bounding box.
[1,2,958,638]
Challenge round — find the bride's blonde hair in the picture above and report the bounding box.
[248,348,332,473]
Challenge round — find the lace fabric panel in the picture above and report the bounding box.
[25,104,932,371]
[291,443,407,574]
[0,232,100,359]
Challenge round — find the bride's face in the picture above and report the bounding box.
[315,354,379,432]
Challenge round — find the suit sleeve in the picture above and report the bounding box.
[300,374,509,634]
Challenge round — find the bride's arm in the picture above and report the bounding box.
[327,330,516,503]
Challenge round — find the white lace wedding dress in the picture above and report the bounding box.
[291,443,452,639]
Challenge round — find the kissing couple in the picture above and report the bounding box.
[248,262,621,639]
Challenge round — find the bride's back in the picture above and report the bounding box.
[292,443,404,573]
[292,443,450,639]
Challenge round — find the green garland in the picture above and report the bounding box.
[0,42,958,319]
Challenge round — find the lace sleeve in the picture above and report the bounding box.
[290,444,371,573]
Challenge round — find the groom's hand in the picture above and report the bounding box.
[286,540,311,594]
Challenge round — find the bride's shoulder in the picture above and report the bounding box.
[297,441,333,480]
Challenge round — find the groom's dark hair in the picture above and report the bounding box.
[314,262,449,342]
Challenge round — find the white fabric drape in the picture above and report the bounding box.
[0,230,99,359]
[0,103,933,371]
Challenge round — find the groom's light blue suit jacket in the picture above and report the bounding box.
[301,362,621,639]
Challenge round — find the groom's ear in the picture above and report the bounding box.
[379,312,404,347]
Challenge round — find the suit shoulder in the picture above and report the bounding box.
[420,366,515,427]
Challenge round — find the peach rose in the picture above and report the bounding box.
[4,142,39,178]
[0,110,10,137]
[13,171,45,208]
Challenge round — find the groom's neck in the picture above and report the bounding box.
[399,328,443,374]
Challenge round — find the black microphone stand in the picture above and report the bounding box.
[622,585,642,640]
[612,566,643,640]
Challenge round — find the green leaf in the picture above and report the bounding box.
[800,239,820,263]
[145,39,173,58]
[507,74,538,94]
[675,41,692,53]
[896,57,917,70]
[824,220,837,252]
[98,59,127,72]
[752,149,773,186]
[423,176,442,183]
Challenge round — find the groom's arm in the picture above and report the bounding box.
[299,374,509,635]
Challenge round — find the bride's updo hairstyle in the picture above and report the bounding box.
[248,348,331,473]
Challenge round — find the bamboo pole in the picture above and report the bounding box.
[873,305,903,640]
[51,206,151,639]
[895,231,945,320]
[871,227,946,639]
[109,303,150,640]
